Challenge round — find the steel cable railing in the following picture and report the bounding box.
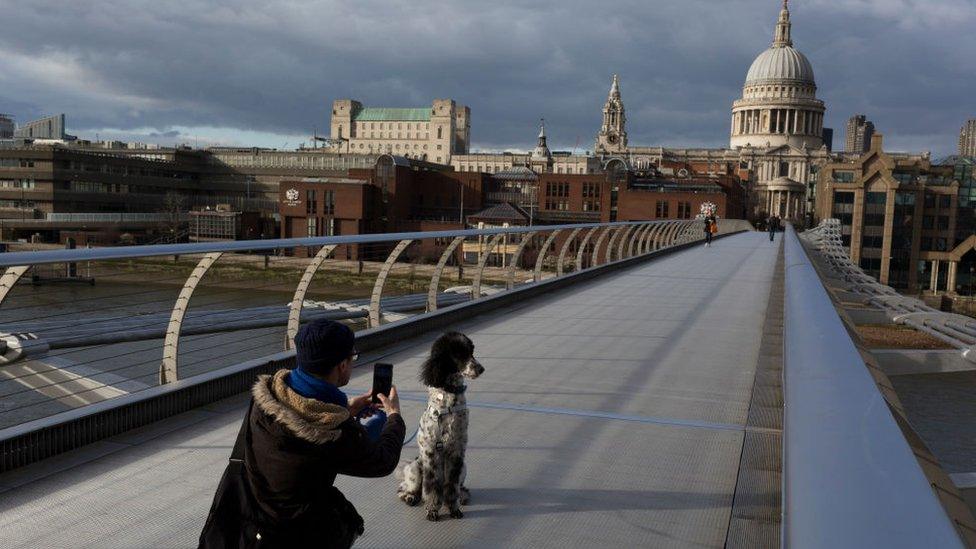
[801,218,976,362]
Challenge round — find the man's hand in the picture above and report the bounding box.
[348,391,374,417]
[376,385,400,416]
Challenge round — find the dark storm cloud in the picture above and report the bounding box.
[0,0,972,155]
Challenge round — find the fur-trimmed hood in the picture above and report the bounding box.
[252,369,350,444]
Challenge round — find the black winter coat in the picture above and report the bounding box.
[199,369,406,548]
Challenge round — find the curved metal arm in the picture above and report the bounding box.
[533,229,564,282]
[369,239,413,328]
[630,223,651,257]
[427,236,465,312]
[285,245,338,349]
[628,224,647,257]
[606,226,624,262]
[506,231,539,290]
[616,225,637,260]
[590,227,612,266]
[0,265,30,307]
[161,252,223,384]
[557,228,583,276]
[644,223,666,253]
[472,233,506,299]
[575,227,601,272]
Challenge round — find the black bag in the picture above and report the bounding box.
[198,401,270,548]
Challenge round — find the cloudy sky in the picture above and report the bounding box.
[1,0,973,156]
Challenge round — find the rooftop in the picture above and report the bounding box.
[353,107,431,122]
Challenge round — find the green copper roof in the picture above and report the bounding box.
[352,107,431,121]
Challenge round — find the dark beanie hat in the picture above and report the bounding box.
[295,319,356,375]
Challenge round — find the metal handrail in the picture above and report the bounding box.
[783,224,963,548]
[0,221,648,268]
[1,219,716,383]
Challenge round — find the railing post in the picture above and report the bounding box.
[630,223,651,257]
[644,223,666,253]
[0,265,30,307]
[472,233,506,299]
[590,226,612,266]
[533,229,563,282]
[574,227,601,272]
[369,239,413,328]
[161,251,223,384]
[556,228,583,276]
[506,230,538,290]
[606,225,625,262]
[616,225,636,260]
[285,244,337,349]
[427,236,465,312]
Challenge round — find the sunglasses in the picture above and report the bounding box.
[349,350,360,362]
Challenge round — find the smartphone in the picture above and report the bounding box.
[372,363,393,404]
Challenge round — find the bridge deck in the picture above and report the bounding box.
[0,232,782,548]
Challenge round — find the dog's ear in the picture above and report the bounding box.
[419,333,454,388]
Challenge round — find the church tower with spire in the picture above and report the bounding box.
[596,74,627,153]
[530,119,554,172]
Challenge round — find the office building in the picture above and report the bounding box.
[845,115,875,154]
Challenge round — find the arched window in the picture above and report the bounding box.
[437,126,443,139]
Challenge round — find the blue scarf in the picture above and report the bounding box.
[286,366,348,407]
[285,366,386,440]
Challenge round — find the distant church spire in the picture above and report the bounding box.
[773,0,793,47]
[596,74,627,153]
[532,118,553,167]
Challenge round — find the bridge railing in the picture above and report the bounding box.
[783,223,964,548]
[0,218,741,433]
[803,218,976,363]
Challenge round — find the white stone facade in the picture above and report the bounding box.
[329,98,470,164]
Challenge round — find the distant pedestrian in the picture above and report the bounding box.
[703,214,717,247]
[768,215,780,242]
[199,319,405,548]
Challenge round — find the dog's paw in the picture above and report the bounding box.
[425,510,439,522]
[401,493,420,506]
[460,487,471,505]
[449,508,464,519]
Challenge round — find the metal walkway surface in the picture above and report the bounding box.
[0,231,781,549]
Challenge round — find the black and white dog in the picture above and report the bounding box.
[397,332,484,521]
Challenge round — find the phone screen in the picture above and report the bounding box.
[372,363,393,404]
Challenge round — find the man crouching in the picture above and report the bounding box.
[200,319,404,548]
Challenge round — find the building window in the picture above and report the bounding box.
[833,170,855,183]
[306,190,317,215]
[307,217,317,237]
[324,190,335,215]
[939,195,951,209]
[655,200,669,218]
[678,201,692,219]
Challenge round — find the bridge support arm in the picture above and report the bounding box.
[161,252,223,384]
[427,236,465,312]
[286,245,337,349]
[506,231,538,290]
[369,239,413,328]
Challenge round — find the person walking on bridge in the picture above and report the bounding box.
[703,213,717,247]
[200,319,405,548]
[768,215,780,242]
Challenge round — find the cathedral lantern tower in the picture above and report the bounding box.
[596,74,627,153]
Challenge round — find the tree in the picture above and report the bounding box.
[158,190,187,243]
